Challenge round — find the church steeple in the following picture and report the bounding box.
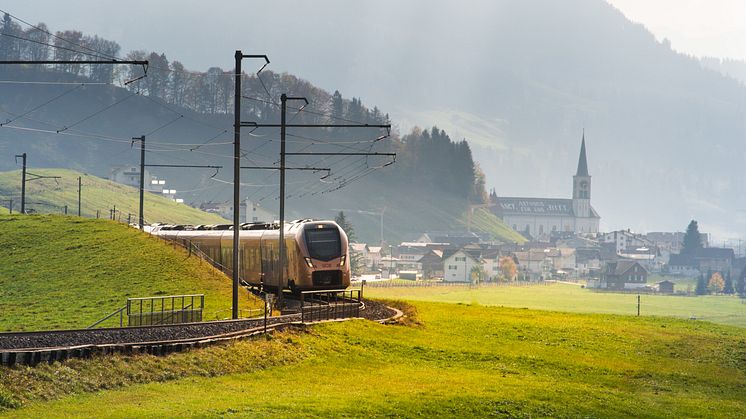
[576,130,589,176]
[572,132,591,218]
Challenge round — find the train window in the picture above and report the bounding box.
[305,228,341,261]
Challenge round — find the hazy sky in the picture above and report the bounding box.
[1,0,745,72]
[607,0,746,60]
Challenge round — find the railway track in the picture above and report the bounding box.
[0,300,399,367]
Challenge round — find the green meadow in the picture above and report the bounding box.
[2,301,745,417]
[365,282,746,328]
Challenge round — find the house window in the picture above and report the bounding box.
[539,225,544,235]
[513,224,517,230]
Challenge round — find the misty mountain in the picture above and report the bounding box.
[251,0,746,239]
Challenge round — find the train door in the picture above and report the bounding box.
[260,234,276,289]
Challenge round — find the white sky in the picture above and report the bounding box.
[607,0,746,60]
[1,0,745,70]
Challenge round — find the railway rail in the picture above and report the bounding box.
[0,300,399,367]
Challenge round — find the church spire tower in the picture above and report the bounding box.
[572,131,591,217]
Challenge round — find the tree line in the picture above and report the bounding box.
[0,15,488,204]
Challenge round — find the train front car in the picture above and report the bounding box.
[290,220,351,291]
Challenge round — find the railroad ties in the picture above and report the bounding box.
[0,294,396,367]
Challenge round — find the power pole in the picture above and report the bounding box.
[15,153,26,214]
[233,51,242,320]
[78,176,82,216]
[133,135,146,229]
[637,294,641,316]
[241,109,393,309]
[232,51,270,320]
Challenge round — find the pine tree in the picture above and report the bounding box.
[682,220,703,254]
[736,268,746,296]
[723,271,735,294]
[334,211,364,275]
[695,273,708,295]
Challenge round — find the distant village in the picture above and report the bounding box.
[111,137,744,295]
[349,137,742,295]
[349,227,736,293]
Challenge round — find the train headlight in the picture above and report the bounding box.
[304,257,315,268]
[340,254,346,267]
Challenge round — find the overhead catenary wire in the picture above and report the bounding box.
[0,32,111,62]
[57,91,139,133]
[0,9,120,61]
[0,80,111,85]
[144,114,184,136]
[0,83,83,126]
[242,95,388,127]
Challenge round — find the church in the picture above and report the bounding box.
[489,136,600,238]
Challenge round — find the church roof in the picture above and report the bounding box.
[576,134,589,176]
[492,197,601,219]
[494,197,575,216]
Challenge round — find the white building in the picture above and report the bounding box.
[110,165,153,188]
[491,136,600,238]
[601,230,653,254]
[243,199,275,223]
[443,249,481,283]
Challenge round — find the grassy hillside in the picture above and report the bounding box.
[0,215,260,331]
[459,207,527,244]
[3,302,745,416]
[0,169,227,225]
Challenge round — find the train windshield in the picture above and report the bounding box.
[305,228,341,261]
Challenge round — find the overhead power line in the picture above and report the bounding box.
[0,9,120,60]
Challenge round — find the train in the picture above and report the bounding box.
[150,219,351,293]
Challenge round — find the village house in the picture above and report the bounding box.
[657,280,675,294]
[514,247,576,280]
[667,247,735,277]
[442,248,481,283]
[575,248,602,277]
[597,260,649,290]
[601,230,654,255]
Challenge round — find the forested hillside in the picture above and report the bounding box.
[0,14,514,243]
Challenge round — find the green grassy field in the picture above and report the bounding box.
[0,169,227,225]
[365,282,746,328]
[3,301,745,417]
[0,215,260,331]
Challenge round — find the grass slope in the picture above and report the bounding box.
[4,302,745,417]
[0,169,227,225]
[0,215,259,331]
[366,282,746,328]
[459,207,527,244]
